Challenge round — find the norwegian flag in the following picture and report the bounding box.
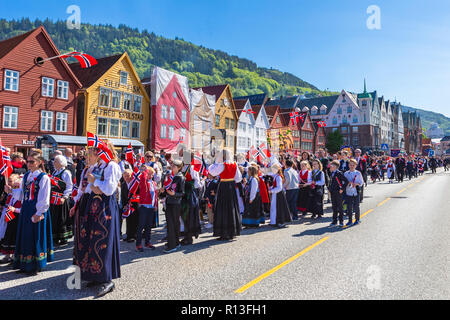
[200,156,208,177]
[5,207,15,222]
[51,192,63,206]
[0,139,13,178]
[317,121,327,128]
[98,142,113,164]
[126,143,136,167]
[242,109,256,115]
[247,146,260,161]
[49,175,64,188]
[163,174,174,190]
[258,143,271,159]
[122,205,135,219]
[128,167,142,197]
[192,152,203,173]
[290,112,300,125]
[61,52,98,69]
[72,185,78,198]
[87,132,102,148]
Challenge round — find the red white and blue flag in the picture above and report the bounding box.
[317,121,327,128]
[87,132,102,148]
[5,207,15,222]
[290,111,300,125]
[128,166,142,197]
[192,152,203,173]
[122,205,135,219]
[61,52,98,69]
[0,139,13,178]
[126,143,136,167]
[51,192,64,206]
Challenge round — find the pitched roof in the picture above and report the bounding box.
[233,99,249,118]
[295,95,339,115]
[252,105,263,118]
[266,96,299,110]
[234,93,268,106]
[264,105,280,118]
[192,84,228,101]
[69,54,123,88]
[0,28,36,60]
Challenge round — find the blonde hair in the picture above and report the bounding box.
[300,160,311,171]
[312,159,323,171]
[349,159,358,166]
[28,149,46,172]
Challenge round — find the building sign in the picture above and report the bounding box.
[22,140,35,146]
[103,79,141,94]
[91,108,144,121]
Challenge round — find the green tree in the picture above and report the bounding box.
[326,130,344,154]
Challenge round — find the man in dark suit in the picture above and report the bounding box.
[395,155,406,182]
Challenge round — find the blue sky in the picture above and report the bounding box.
[2,0,450,117]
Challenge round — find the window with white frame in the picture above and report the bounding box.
[99,88,111,107]
[169,107,176,120]
[57,80,69,99]
[168,126,175,140]
[180,128,186,142]
[181,110,187,123]
[123,93,132,111]
[111,91,122,109]
[120,71,128,86]
[41,111,54,131]
[4,70,19,92]
[109,119,120,137]
[97,117,108,136]
[3,106,18,129]
[122,120,130,138]
[56,112,68,132]
[133,95,142,113]
[161,105,168,119]
[160,124,167,139]
[131,122,140,139]
[42,77,55,97]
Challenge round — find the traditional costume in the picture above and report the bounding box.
[13,170,54,273]
[269,171,292,227]
[49,168,73,244]
[0,189,22,256]
[208,154,242,240]
[181,165,202,245]
[310,169,325,218]
[297,169,312,215]
[386,162,396,183]
[242,176,264,227]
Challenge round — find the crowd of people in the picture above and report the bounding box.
[0,139,448,298]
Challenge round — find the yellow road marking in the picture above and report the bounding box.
[377,198,391,207]
[235,237,329,294]
[397,188,407,195]
[361,209,374,218]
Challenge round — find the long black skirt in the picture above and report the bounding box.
[310,187,324,216]
[77,193,121,283]
[182,184,202,239]
[213,181,241,239]
[50,200,72,242]
[276,191,292,225]
[0,214,19,255]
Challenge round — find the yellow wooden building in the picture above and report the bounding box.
[70,52,150,150]
[194,84,238,154]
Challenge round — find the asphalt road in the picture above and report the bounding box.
[1,168,448,300]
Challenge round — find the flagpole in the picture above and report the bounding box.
[38,52,80,63]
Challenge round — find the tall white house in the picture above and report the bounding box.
[234,99,257,155]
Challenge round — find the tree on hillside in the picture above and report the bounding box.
[326,130,344,154]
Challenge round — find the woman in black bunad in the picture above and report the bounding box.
[208,149,242,241]
[79,141,121,298]
[70,148,98,267]
[49,155,73,246]
[242,166,264,228]
[181,160,202,246]
[11,149,54,276]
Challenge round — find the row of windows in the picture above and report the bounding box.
[161,105,187,122]
[336,106,353,115]
[97,117,140,139]
[302,131,314,140]
[301,142,313,151]
[237,137,252,148]
[332,115,361,125]
[160,124,186,141]
[3,106,68,132]
[341,126,359,133]
[99,87,142,113]
[4,70,69,99]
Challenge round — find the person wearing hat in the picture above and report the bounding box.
[160,160,185,253]
[269,163,292,228]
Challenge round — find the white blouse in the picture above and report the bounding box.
[208,161,242,183]
[93,161,121,197]
[270,175,283,194]
[18,170,51,217]
[311,170,325,186]
[249,177,259,202]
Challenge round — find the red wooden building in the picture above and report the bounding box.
[298,112,315,155]
[0,26,82,156]
[312,121,327,154]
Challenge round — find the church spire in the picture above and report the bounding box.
[364,78,367,93]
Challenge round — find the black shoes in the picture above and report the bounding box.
[96,282,115,298]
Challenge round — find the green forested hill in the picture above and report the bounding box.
[0,18,335,98]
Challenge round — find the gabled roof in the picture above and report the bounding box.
[252,105,264,118]
[233,99,249,118]
[295,95,339,115]
[192,84,228,101]
[0,26,82,89]
[264,105,280,118]
[441,136,450,142]
[70,54,122,88]
[0,28,36,60]
[234,93,269,106]
[266,96,300,110]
